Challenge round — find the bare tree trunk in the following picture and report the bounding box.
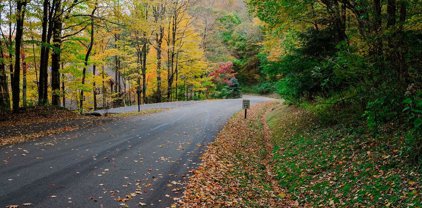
[167,19,171,101]
[397,1,408,82]
[114,56,118,93]
[387,0,397,27]
[142,38,147,104]
[0,1,10,113]
[80,6,97,113]
[93,64,97,110]
[167,11,177,101]
[0,38,10,113]
[12,0,28,112]
[51,0,63,106]
[117,63,121,93]
[61,71,65,107]
[101,65,106,108]
[30,22,39,91]
[153,4,165,103]
[136,46,142,107]
[175,52,179,101]
[8,0,14,91]
[0,2,11,113]
[127,80,131,106]
[39,0,53,105]
[155,27,163,103]
[22,49,27,109]
[371,0,384,68]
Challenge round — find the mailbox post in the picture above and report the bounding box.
[243,99,250,119]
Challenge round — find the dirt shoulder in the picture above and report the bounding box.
[177,102,297,207]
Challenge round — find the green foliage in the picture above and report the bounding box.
[241,83,272,95]
[402,92,422,164]
[217,13,262,85]
[212,78,241,99]
[230,77,241,98]
[255,82,275,94]
[267,105,422,207]
[364,97,399,133]
[403,93,422,130]
[403,131,422,166]
[262,27,351,103]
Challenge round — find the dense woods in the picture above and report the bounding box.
[0,0,421,206]
[0,0,248,114]
[1,0,420,157]
[242,0,421,164]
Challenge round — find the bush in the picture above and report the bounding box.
[402,91,422,164]
[241,82,275,95]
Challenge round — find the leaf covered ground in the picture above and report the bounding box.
[267,104,421,207]
[0,107,164,147]
[179,102,421,207]
[178,102,297,207]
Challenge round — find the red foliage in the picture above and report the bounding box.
[209,62,236,86]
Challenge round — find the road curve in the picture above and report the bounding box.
[0,96,275,208]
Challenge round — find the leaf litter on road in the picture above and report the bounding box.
[177,102,298,207]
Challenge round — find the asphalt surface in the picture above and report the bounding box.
[0,96,275,208]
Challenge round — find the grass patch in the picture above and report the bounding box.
[267,104,421,207]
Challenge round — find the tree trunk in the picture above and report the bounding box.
[8,0,14,91]
[93,64,97,110]
[80,6,97,113]
[117,61,121,93]
[136,45,143,107]
[39,0,53,105]
[61,72,65,107]
[31,28,39,91]
[155,26,163,103]
[373,0,382,32]
[22,49,27,109]
[397,1,408,82]
[127,81,131,106]
[175,52,179,101]
[0,2,10,112]
[102,65,106,108]
[371,0,384,65]
[167,18,172,101]
[136,47,141,108]
[387,0,397,27]
[0,38,10,113]
[12,0,28,112]
[51,0,62,106]
[153,4,165,103]
[386,0,404,82]
[170,12,177,101]
[142,38,147,104]
[114,34,119,93]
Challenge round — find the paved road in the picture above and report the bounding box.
[0,96,274,208]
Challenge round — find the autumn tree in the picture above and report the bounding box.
[79,2,97,112]
[11,0,29,112]
[152,0,166,102]
[0,2,11,113]
[0,0,214,113]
